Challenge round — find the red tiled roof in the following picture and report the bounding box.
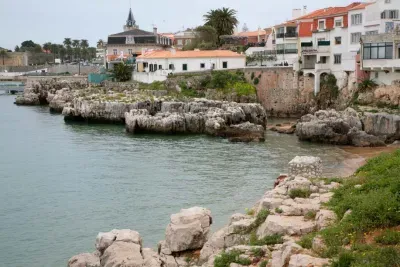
[348,2,372,11]
[137,50,245,59]
[298,22,314,37]
[235,30,267,37]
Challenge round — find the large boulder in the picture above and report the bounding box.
[213,122,265,142]
[288,157,322,179]
[257,215,316,238]
[49,88,74,113]
[100,242,143,267]
[165,207,212,253]
[363,112,400,143]
[348,127,386,147]
[288,254,330,267]
[95,229,142,254]
[68,253,100,267]
[316,210,337,230]
[296,108,362,145]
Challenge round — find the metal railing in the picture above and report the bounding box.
[285,32,298,38]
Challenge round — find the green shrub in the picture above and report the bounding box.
[275,207,283,214]
[297,232,317,249]
[249,232,284,246]
[375,229,400,245]
[251,247,265,257]
[214,251,251,267]
[253,209,270,227]
[209,71,246,89]
[246,208,255,216]
[231,82,256,96]
[289,188,311,199]
[253,77,259,85]
[305,210,317,220]
[358,78,378,93]
[331,252,355,267]
[149,81,165,90]
[259,260,268,267]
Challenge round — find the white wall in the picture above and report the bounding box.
[365,0,400,33]
[348,9,365,53]
[132,71,168,83]
[372,71,400,85]
[137,57,245,73]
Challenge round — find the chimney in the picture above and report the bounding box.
[303,5,308,15]
[292,8,302,19]
[153,26,158,35]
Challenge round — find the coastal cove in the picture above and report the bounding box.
[0,93,369,267]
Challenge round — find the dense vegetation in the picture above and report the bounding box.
[320,150,400,266]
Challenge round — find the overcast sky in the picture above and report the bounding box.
[0,0,354,50]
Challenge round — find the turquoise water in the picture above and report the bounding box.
[0,92,351,267]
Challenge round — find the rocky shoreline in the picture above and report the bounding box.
[68,156,343,267]
[15,79,267,142]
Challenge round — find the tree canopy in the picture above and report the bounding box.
[204,8,238,39]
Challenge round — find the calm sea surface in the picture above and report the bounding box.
[0,90,352,267]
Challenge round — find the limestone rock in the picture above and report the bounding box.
[95,232,117,254]
[100,242,143,267]
[288,157,322,179]
[296,108,362,145]
[257,215,316,238]
[348,127,386,147]
[363,112,400,142]
[49,88,74,113]
[316,210,337,230]
[214,122,265,142]
[68,253,100,267]
[312,235,327,254]
[288,254,330,267]
[165,207,212,253]
[143,248,162,267]
[230,213,251,224]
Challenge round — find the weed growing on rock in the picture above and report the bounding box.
[305,210,317,220]
[259,260,268,267]
[275,208,283,214]
[253,209,270,228]
[253,77,259,85]
[214,251,251,267]
[245,208,255,216]
[251,248,265,257]
[297,232,317,249]
[249,232,283,246]
[289,188,311,199]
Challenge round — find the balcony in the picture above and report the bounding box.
[301,46,330,55]
[363,59,400,70]
[315,63,330,71]
[317,41,331,46]
[276,33,285,39]
[285,32,298,38]
[285,49,298,54]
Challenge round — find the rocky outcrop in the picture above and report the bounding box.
[48,88,75,112]
[124,100,267,142]
[288,254,330,267]
[363,112,400,143]
[296,108,390,146]
[68,253,100,267]
[288,156,322,179]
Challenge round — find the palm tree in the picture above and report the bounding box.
[97,39,104,48]
[110,63,133,82]
[88,47,97,60]
[43,42,52,53]
[80,39,89,49]
[58,45,66,61]
[0,50,8,65]
[204,7,238,41]
[64,38,72,61]
[72,39,80,61]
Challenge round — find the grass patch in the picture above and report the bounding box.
[297,232,317,249]
[253,209,270,228]
[304,210,317,220]
[214,251,251,267]
[375,230,400,245]
[251,247,265,257]
[245,208,255,216]
[289,188,311,199]
[259,260,268,267]
[319,150,400,263]
[249,232,284,246]
[275,207,283,214]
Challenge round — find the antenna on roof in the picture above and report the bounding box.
[129,0,132,8]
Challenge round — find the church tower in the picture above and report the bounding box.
[124,8,138,31]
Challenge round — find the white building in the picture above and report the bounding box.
[133,50,246,83]
[359,0,400,85]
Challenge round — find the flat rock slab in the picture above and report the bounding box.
[257,215,316,237]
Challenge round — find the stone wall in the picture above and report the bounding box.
[243,68,315,117]
[24,76,88,88]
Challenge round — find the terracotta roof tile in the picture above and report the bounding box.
[137,50,245,59]
[299,22,314,37]
[235,30,267,37]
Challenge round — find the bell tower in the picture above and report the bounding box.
[124,8,138,31]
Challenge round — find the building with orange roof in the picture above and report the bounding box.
[133,50,245,83]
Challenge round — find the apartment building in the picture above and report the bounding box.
[360,0,400,85]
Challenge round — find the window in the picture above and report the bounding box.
[153,64,157,71]
[375,72,379,79]
[128,49,132,55]
[381,10,399,19]
[317,38,325,42]
[335,18,343,28]
[113,49,117,55]
[182,64,188,71]
[159,65,162,70]
[334,54,342,64]
[366,30,378,36]
[351,14,363,25]
[363,42,393,59]
[177,39,183,45]
[351,32,362,44]
[335,37,342,45]
[276,44,284,54]
[200,63,205,68]
[385,0,391,3]
[169,64,174,70]
[222,61,228,69]
[185,39,191,45]
[318,20,325,30]
[285,43,298,54]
